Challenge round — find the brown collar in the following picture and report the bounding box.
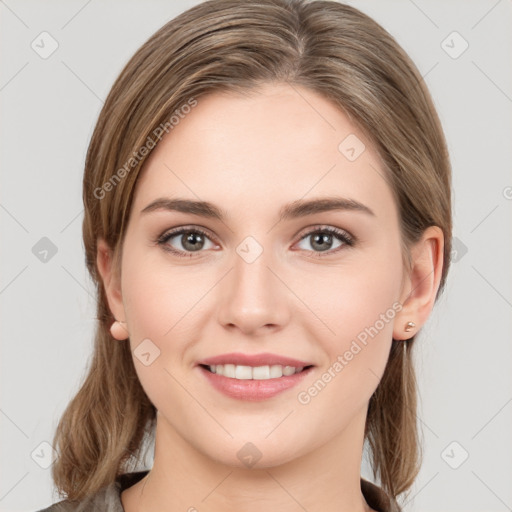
[361,478,401,512]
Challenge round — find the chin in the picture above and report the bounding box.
[206,436,306,471]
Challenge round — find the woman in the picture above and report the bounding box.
[39,0,451,511]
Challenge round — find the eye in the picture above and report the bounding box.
[156,226,218,258]
[156,224,355,259]
[295,226,354,257]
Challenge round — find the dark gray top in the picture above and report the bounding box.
[37,470,400,512]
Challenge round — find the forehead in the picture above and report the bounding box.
[131,83,396,222]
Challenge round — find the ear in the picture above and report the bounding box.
[393,226,444,340]
[96,237,127,339]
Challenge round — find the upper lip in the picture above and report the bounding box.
[198,352,314,368]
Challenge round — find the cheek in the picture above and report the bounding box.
[119,246,206,390]
[307,241,403,345]
[119,271,207,426]
[340,265,401,341]
[121,245,207,342]
[299,241,403,406]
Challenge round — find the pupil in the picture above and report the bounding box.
[184,232,203,251]
[312,233,331,251]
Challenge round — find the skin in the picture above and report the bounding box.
[97,83,444,512]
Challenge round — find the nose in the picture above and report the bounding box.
[216,242,290,336]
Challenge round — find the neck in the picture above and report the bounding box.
[128,406,374,512]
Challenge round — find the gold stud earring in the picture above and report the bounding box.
[404,321,416,333]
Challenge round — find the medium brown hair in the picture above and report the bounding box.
[51,0,452,506]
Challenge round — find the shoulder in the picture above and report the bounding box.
[35,471,149,512]
[36,503,80,512]
[34,485,116,512]
[38,473,393,512]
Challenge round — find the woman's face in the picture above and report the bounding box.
[104,83,412,468]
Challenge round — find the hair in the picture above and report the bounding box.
[51,0,452,506]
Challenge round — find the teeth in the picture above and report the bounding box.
[282,365,296,376]
[269,364,282,378]
[224,364,236,378]
[235,365,252,380]
[252,365,270,379]
[209,364,305,380]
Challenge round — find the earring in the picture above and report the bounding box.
[404,321,416,333]
[110,320,129,340]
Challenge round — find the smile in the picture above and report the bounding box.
[198,364,314,401]
[202,363,312,380]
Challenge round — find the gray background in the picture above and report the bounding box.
[1,1,511,511]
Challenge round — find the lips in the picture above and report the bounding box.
[197,352,313,368]
[196,352,315,400]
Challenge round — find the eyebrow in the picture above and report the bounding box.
[140,196,375,222]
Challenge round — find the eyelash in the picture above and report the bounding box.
[156,225,355,259]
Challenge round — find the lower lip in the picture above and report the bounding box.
[198,365,314,401]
